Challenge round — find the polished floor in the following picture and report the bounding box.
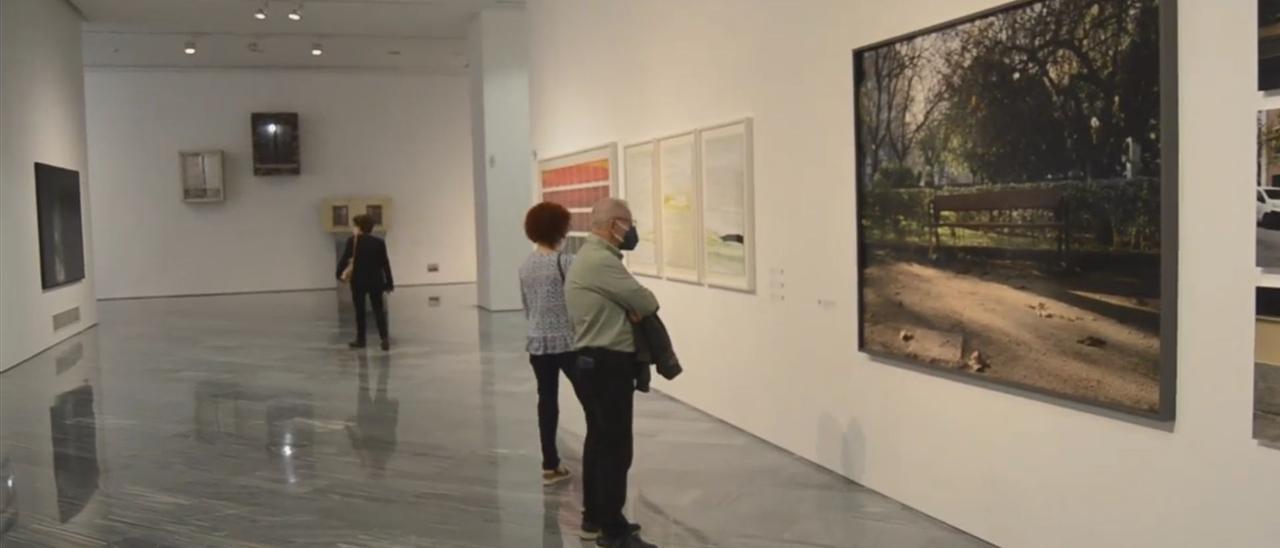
[0,286,991,548]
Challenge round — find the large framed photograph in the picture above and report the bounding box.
[1257,286,1280,447]
[658,132,702,284]
[538,144,618,254]
[854,0,1178,419]
[35,163,86,291]
[1261,0,1280,91]
[1258,109,1280,268]
[251,112,300,176]
[624,141,662,277]
[700,119,756,292]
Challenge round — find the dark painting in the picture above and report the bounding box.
[251,112,300,176]
[35,163,86,290]
[1261,0,1280,90]
[49,385,99,523]
[854,0,1177,419]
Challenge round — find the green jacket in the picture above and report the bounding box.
[565,235,660,352]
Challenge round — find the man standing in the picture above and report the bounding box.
[565,198,660,548]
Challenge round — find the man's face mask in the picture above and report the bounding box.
[614,219,639,251]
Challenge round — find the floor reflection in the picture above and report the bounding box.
[49,384,99,523]
[345,352,399,477]
[0,286,991,547]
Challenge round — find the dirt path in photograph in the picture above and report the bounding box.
[863,261,1160,412]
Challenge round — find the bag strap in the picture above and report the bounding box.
[556,251,565,283]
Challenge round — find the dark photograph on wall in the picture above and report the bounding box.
[35,163,86,290]
[854,0,1176,418]
[1257,286,1280,446]
[1258,109,1280,267]
[251,112,300,176]
[366,205,383,227]
[1261,0,1280,90]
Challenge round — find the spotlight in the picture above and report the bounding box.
[288,8,302,21]
[254,8,267,20]
[311,43,323,56]
[183,41,197,55]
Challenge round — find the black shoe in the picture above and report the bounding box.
[596,532,655,548]
[348,340,366,349]
[380,340,390,351]
[581,522,640,541]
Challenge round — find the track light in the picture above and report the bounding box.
[254,8,267,20]
[183,41,197,55]
[288,8,302,21]
[311,43,323,56]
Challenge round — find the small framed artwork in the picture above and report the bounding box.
[366,204,384,227]
[180,151,224,203]
[538,143,618,253]
[332,205,350,228]
[251,112,300,176]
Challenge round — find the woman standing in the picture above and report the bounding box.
[336,214,394,351]
[519,202,586,485]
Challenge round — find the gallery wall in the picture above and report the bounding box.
[0,0,99,371]
[527,0,1280,547]
[86,69,477,300]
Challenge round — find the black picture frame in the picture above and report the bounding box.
[852,0,1178,421]
[251,112,300,176]
[1260,0,1280,91]
[34,163,86,291]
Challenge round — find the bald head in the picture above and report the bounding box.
[590,198,632,230]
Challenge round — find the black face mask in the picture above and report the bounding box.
[617,222,639,251]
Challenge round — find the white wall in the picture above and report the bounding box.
[468,8,534,311]
[528,1,1280,547]
[0,0,99,371]
[86,69,476,299]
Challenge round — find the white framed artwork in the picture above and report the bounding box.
[699,119,755,292]
[623,141,662,277]
[657,132,702,283]
[180,151,224,203]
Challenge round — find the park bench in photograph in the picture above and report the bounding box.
[928,187,1070,263]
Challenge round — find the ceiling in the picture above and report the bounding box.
[71,0,524,71]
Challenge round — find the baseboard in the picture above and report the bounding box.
[98,282,476,302]
[0,321,99,375]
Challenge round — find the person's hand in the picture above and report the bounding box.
[628,311,642,323]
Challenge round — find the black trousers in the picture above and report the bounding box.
[577,348,635,538]
[351,287,389,342]
[529,352,586,471]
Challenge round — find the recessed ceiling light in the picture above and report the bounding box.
[254,8,267,20]
[387,50,401,56]
[288,8,302,21]
[183,41,197,55]
[311,43,323,56]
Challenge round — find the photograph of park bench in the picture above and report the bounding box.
[854,0,1174,417]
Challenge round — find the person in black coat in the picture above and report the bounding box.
[336,214,394,350]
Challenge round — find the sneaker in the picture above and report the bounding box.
[582,523,640,541]
[597,532,656,548]
[348,340,366,349]
[541,466,572,486]
[380,340,390,351]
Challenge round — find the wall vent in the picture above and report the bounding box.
[52,306,81,331]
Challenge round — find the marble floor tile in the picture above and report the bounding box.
[0,286,991,548]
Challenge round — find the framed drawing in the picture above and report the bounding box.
[854,0,1177,419]
[700,119,755,292]
[538,144,618,253]
[624,141,662,277]
[658,132,702,283]
[35,163,86,290]
[180,151,225,203]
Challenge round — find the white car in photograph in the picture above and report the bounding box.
[1259,187,1280,228]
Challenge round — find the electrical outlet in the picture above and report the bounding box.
[428,263,439,273]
